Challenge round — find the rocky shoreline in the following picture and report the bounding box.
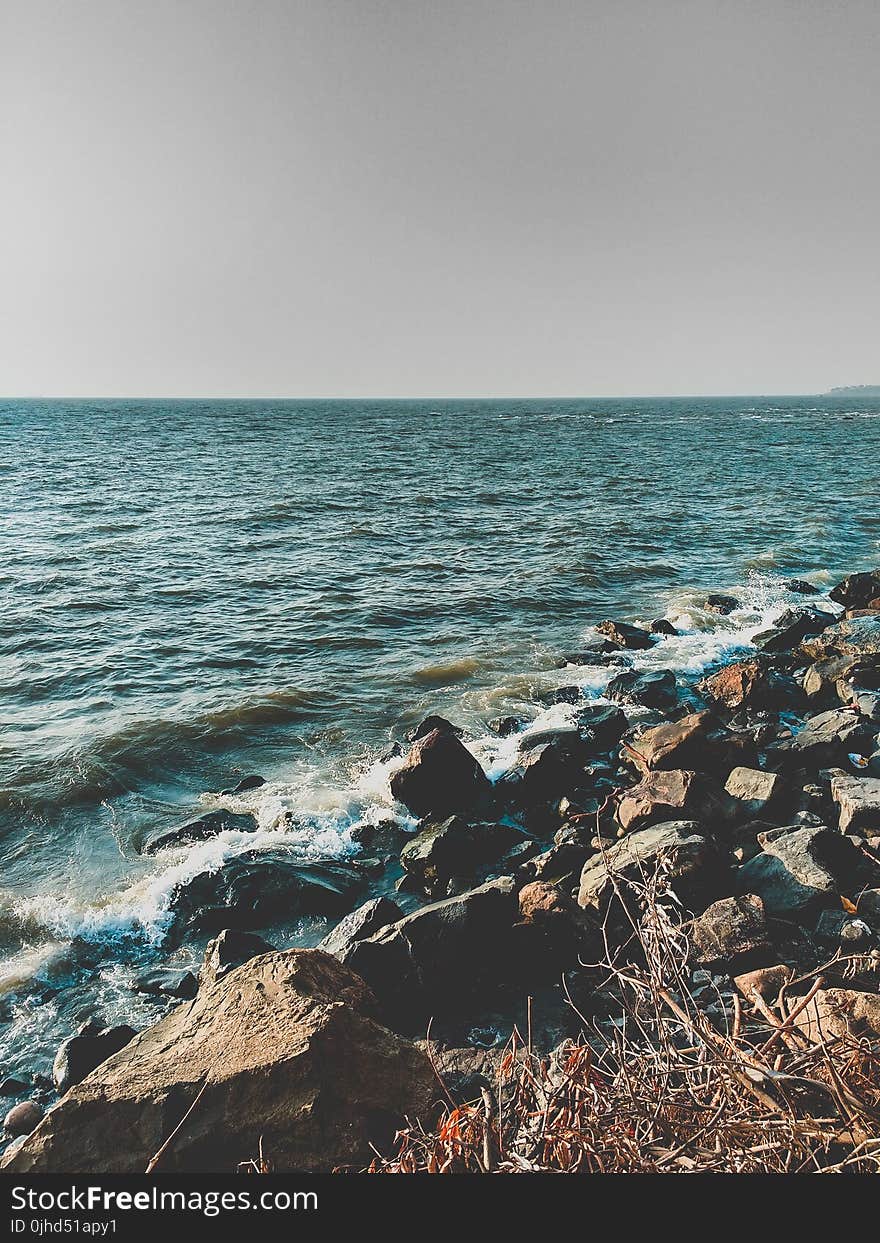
[4,567,880,1172]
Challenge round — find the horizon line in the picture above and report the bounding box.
[1,388,865,403]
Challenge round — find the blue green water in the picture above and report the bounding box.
[0,394,878,1077]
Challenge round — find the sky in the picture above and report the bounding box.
[1,0,878,398]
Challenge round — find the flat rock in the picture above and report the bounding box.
[3,950,435,1173]
[725,766,783,816]
[616,769,727,833]
[143,810,257,855]
[830,775,880,834]
[577,821,725,913]
[737,826,863,921]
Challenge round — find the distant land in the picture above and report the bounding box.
[828,384,880,395]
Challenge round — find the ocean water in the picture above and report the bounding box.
[1,393,879,1080]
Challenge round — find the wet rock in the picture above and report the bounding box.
[689,894,772,973]
[737,827,863,921]
[199,929,275,987]
[595,620,655,650]
[53,1025,137,1095]
[489,715,523,736]
[558,639,631,666]
[804,653,880,702]
[616,769,728,834]
[4,1101,44,1137]
[733,963,793,1001]
[830,775,880,834]
[3,950,435,1174]
[573,704,629,748]
[700,657,799,712]
[605,668,678,711]
[650,619,678,636]
[318,896,403,960]
[0,1077,30,1097]
[629,711,746,775]
[577,821,725,914]
[791,987,880,1043]
[218,775,266,796]
[349,818,408,854]
[785,579,820,595]
[724,767,784,817]
[767,708,873,770]
[390,728,492,819]
[132,969,198,1001]
[409,715,462,741]
[143,810,256,855]
[704,593,739,615]
[399,816,518,894]
[754,607,836,653]
[540,685,582,706]
[344,877,519,1026]
[828,569,880,611]
[801,615,880,662]
[170,851,364,935]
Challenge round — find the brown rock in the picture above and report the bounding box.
[631,711,741,775]
[791,987,880,1043]
[3,1101,44,1138]
[595,620,654,650]
[828,570,880,611]
[2,950,435,1173]
[830,775,880,835]
[699,657,795,712]
[390,728,491,819]
[577,821,725,913]
[689,894,772,971]
[724,766,783,816]
[616,769,726,833]
[733,964,794,1001]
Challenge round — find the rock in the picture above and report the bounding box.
[737,827,863,921]
[801,615,880,662]
[399,817,518,893]
[53,1025,137,1095]
[595,620,655,650]
[767,708,873,770]
[499,729,598,807]
[218,775,266,796]
[814,909,874,948]
[489,716,523,736]
[199,929,275,987]
[689,894,773,972]
[143,810,257,855]
[857,889,880,926]
[830,775,880,834]
[616,770,727,834]
[318,897,403,960]
[605,668,678,710]
[733,963,793,1001]
[705,593,740,614]
[558,638,631,666]
[0,1078,30,1097]
[344,877,519,1025]
[577,821,725,913]
[753,607,836,653]
[700,657,800,712]
[390,728,492,819]
[650,619,678,635]
[724,767,784,817]
[169,851,364,936]
[4,1101,44,1137]
[3,950,435,1173]
[630,711,746,775]
[785,579,820,595]
[349,819,408,854]
[828,569,880,611]
[409,715,462,741]
[790,987,880,1043]
[540,685,582,706]
[573,704,630,748]
[132,969,198,1001]
[804,653,880,702]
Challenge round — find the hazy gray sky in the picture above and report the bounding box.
[1,1,878,397]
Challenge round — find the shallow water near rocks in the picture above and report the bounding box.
[1,394,879,1086]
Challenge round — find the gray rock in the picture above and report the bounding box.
[689,894,773,971]
[577,821,725,913]
[318,897,403,960]
[199,928,274,987]
[595,620,655,649]
[725,766,784,816]
[132,968,198,1000]
[4,1101,44,1137]
[53,1025,137,1095]
[737,827,862,921]
[831,775,880,834]
[605,668,678,710]
[390,728,492,819]
[399,816,518,893]
[144,810,256,855]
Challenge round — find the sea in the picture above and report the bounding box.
[1,393,879,1085]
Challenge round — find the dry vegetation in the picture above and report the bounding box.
[368,867,880,1174]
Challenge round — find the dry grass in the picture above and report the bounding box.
[368,866,880,1174]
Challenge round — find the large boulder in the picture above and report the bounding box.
[699,657,799,712]
[143,810,256,855]
[724,766,784,817]
[343,877,519,1026]
[802,654,880,702]
[737,827,863,921]
[199,929,274,987]
[318,897,403,959]
[630,711,748,775]
[801,615,880,662]
[399,816,518,894]
[753,608,836,654]
[3,950,435,1173]
[169,851,363,936]
[53,1025,137,1095]
[605,668,678,710]
[577,822,726,913]
[616,769,728,833]
[828,570,880,611]
[390,728,492,819]
[766,708,874,770]
[830,775,880,834]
